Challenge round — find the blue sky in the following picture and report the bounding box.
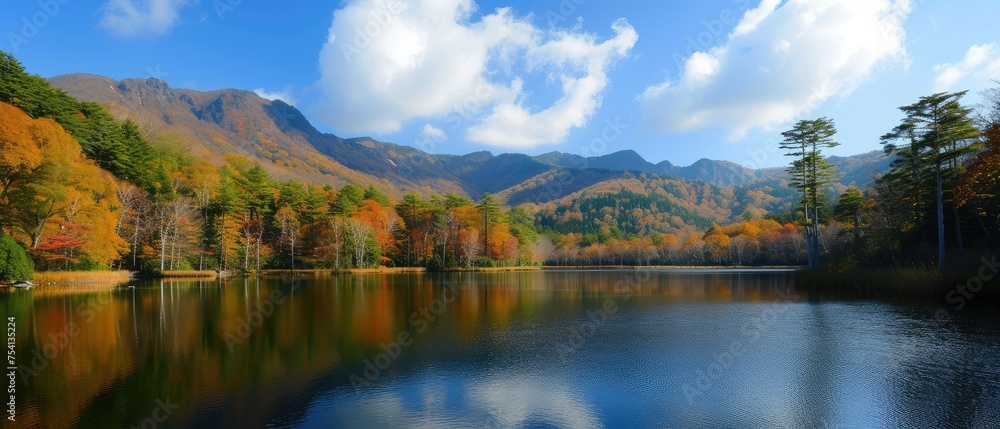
[5,0,1000,168]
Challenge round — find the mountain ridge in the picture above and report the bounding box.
[48,73,890,202]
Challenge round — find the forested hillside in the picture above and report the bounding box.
[8,48,972,281]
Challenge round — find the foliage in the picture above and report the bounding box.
[0,233,34,282]
[780,117,840,269]
[880,91,981,269]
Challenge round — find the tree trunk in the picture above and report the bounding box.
[936,164,945,270]
[813,206,821,268]
[952,204,965,261]
[804,200,815,270]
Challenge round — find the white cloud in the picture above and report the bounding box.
[639,0,912,141]
[314,0,636,149]
[99,0,192,38]
[253,88,296,105]
[934,43,1000,92]
[420,124,447,142]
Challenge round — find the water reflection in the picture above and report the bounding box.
[0,270,998,428]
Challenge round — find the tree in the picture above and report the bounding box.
[478,193,501,258]
[276,205,301,270]
[0,233,33,282]
[780,117,839,269]
[0,102,127,267]
[345,219,377,268]
[333,183,365,216]
[325,217,347,270]
[834,188,865,241]
[458,229,483,267]
[362,185,391,206]
[396,193,427,265]
[882,91,981,269]
[957,84,1000,246]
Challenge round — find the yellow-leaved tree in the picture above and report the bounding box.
[0,102,127,269]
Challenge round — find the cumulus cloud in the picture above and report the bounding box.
[315,0,636,149]
[934,43,1000,92]
[420,124,447,142]
[99,0,192,38]
[639,0,912,141]
[253,88,296,105]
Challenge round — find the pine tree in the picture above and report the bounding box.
[882,92,981,269]
[780,117,839,268]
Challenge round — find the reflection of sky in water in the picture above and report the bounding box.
[295,291,1000,428]
[302,373,601,428]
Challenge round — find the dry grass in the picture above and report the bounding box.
[32,271,133,285]
[158,270,218,279]
[448,266,542,272]
[259,268,428,276]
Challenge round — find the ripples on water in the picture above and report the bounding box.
[1,270,999,428]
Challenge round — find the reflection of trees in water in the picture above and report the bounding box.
[15,272,1000,428]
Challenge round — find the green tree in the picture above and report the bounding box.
[882,91,981,269]
[780,117,839,268]
[396,193,427,265]
[478,193,502,259]
[363,185,391,206]
[834,188,864,241]
[0,233,33,282]
[445,193,473,208]
[333,183,365,216]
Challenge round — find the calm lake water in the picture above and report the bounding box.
[2,270,1000,428]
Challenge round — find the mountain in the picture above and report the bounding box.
[48,73,381,189]
[534,150,766,186]
[828,150,894,187]
[49,73,890,213]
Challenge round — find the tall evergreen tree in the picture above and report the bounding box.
[780,117,839,268]
[882,91,981,269]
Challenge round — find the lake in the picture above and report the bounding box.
[3,270,1000,428]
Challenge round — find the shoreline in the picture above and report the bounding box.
[8,265,800,287]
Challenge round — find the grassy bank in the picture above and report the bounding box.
[258,267,427,276]
[797,266,1000,304]
[156,270,219,279]
[259,266,543,275]
[32,270,132,285]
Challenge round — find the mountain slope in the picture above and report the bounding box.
[49,74,567,198]
[50,73,891,207]
[49,73,381,189]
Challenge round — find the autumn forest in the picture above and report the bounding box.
[2,49,1000,283]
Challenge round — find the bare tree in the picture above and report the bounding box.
[530,236,555,265]
[345,219,373,268]
[326,216,346,270]
[460,230,482,267]
[276,205,300,270]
